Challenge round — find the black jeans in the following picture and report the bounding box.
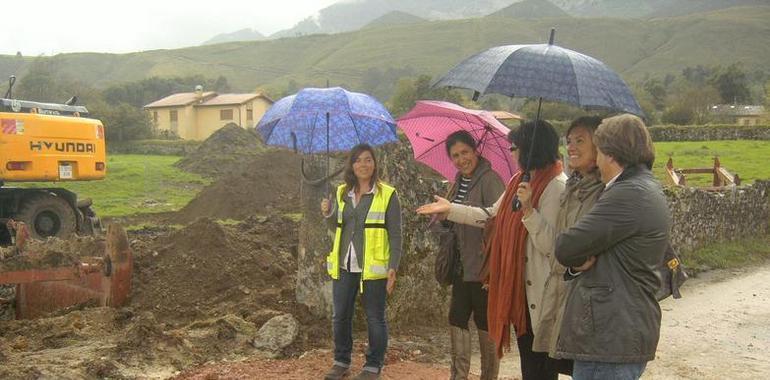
[332,270,388,374]
[515,309,573,379]
[449,276,489,331]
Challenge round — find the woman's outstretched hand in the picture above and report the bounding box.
[416,195,451,216]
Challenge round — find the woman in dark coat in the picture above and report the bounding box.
[554,114,671,380]
[441,131,505,380]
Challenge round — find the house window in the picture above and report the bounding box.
[153,111,158,123]
[220,109,234,120]
[246,109,253,121]
[170,110,178,122]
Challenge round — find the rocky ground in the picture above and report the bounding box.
[165,263,770,380]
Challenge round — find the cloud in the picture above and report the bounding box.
[1,0,339,55]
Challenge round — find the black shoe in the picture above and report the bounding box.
[323,365,350,380]
[351,370,380,380]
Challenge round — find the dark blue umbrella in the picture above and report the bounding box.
[257,87,398,155]
[434,30,644,117]
[434,29,644,211]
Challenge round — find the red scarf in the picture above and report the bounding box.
[487,161,563,358]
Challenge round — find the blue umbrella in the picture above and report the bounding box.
[257,87,398,155]
[434,30,644,117]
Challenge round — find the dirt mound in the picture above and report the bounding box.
[174,150,303,222]
[0,235,104,272]
[131,216,298,326]
[0,216,324,379]
[176,124,267,178]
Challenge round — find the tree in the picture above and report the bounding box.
[709,64,751,104]
[662,83,720,125]
[88,100,153,142]
[643,78,667,111]
[765,80,770,108]
[387,75,465,117]
[478,96,502,112]
[682,65,713,85]
[16,59,68,102]
[102,75,233,108]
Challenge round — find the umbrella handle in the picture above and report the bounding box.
[511,172,530,211]
[300,158,344,186]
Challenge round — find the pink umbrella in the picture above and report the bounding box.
[397,100,518,183]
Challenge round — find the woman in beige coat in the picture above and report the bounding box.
[418,120,568,379]
[519,116,605,376]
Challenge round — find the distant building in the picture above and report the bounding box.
[709,104,767,126]
[144,86,273,140]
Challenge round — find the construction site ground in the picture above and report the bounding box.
[1,127,768,379]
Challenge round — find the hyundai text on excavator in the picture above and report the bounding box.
[0,76,105,243]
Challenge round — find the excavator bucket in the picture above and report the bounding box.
[0,223,132,319]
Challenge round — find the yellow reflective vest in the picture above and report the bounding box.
[326,182,396,281]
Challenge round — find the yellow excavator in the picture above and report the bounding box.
[0,76,106,243]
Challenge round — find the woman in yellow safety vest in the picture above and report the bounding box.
[321,143,402,380]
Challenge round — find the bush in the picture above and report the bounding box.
[108,140,201,156]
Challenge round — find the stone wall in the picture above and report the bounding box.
[667,180,770,255]
[649,125,770,142]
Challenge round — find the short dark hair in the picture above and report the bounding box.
[509,120,560,170]
[566,116,603,137]
[343,143,380,194]
[445,130,477,156]
[594,114,655,169]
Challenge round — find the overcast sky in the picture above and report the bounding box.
[1,0,340,56]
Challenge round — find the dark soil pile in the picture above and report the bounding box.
[175,124,267,178]
[174,150,303,222]
[131,216,300,327]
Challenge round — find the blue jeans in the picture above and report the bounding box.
[573,360,647,380]
[332,270,388,374]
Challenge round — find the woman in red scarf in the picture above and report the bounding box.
[417,120,569,379]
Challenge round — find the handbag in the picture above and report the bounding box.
[433,184,462,286]
[433,222,459,286]
[655,243,689,301]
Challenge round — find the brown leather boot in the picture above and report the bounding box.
[450,326,471,380]
[477,330,500,380]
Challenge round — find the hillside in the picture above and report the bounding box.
[551,0,769,18]
[364,11,426,29]
[488,0,570,19]
[202,28,265,45]
[1,6,768,97]
[647,0,770,18]
[270,0,513,37]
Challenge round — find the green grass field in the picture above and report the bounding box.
[685,235,770,271]
[652,140,770,187]
[18,155,210,217]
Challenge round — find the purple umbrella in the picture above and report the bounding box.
[398,100,518,183]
